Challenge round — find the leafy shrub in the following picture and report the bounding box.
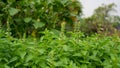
[0,0,82,38]
[0,30,120,68]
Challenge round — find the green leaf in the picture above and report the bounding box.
[81,50,87,56]
[38,49,45,54]
[8,8,19,16]
[63,45,69,51]
[33,20,45,29]
[15,62,21,67]
[3,58,9,63]
[4,65,10,68]
[20,51,26,59]
[25,54,33,62]
[55,61,63,66]
[32,65,37,68]
[0,14,3,16]
[9,57,18,63]
[55,58,68,66]
[24,17,32,23]
[81,64,87,68]
[14,18,22,22]
[73,53,81,57]
[69,61,78,68]
[103,60,112,68]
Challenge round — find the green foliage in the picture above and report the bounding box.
[0,0,82,38]
[0,1,120,67]
[112,16,120,27]
[80,3,119,36]
[0,30,120,68]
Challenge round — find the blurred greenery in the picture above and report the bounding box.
[80,3,120,36]
[0,0,82,38]
[0,0,120,68]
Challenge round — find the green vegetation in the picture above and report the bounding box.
[0,30,120,68]
[80,3,120,36]
[0,0,120,68]
[0,0,82,38]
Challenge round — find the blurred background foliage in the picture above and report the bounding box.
[80,3,120,36]
[0,0,120,38]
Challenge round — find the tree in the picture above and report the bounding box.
[80,3,118,36]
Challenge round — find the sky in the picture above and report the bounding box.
[79,0,120,17]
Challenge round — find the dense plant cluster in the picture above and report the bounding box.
[0,0,82,38]
[0,30,120,68]
[0,0,120,68]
